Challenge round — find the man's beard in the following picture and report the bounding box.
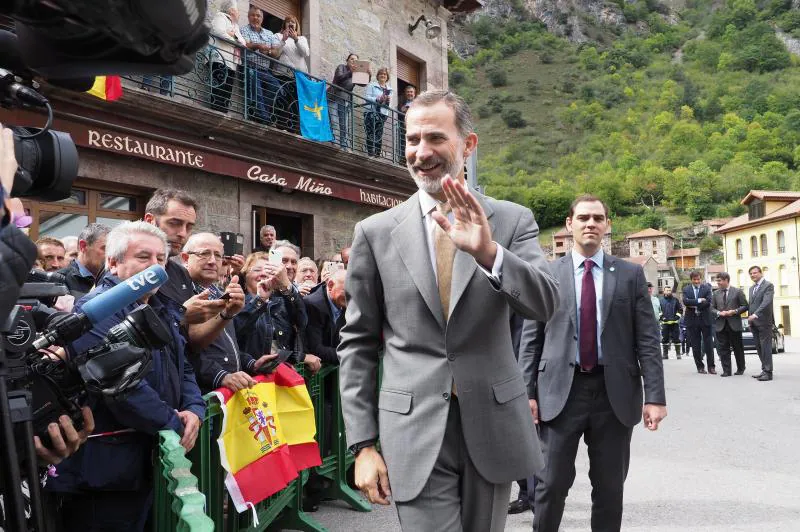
[407,155,462,195]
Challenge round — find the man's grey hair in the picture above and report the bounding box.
[273,239,300,256]
[106,221,169,262]
[220,0,237,14]
[78,223,111,246]
[61,235,78,248]
[145,188,198,218]
[183,232,223,252]
[259,224,276,238]
[408,90,474,139]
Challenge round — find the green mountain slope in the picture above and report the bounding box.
[451,0,800,236]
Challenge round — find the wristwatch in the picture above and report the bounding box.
[348,439,377,457]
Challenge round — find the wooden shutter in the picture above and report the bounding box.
[396,51,420,88]
[251,0,299,23]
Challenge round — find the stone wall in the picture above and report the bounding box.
[77,149,380,260]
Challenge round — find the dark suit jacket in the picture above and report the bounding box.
[682,283,712,326]
[303,287,343,365]
[748,280,775,326]
[711,286,748,332]
[519,252,665,428]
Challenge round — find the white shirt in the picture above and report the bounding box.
[572,249,604,364]
[418,190,504,288]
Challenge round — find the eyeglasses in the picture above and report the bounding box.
[187,250,223,261]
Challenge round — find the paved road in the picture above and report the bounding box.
[309,339,800,531]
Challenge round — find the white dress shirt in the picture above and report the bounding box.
[418,190,504,288]
[572,249,604,364]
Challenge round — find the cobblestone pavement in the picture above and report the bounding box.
[307,338,800,531]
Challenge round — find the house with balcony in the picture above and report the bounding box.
[1,0,482,258]
[717,190,800,336]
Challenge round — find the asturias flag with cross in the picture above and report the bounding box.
[296,73,333,142]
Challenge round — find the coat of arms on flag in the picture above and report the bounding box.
[295,73,334,142]
[212,364,321,513]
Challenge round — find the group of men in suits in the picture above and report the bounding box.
[337,89,668,532]
[679,266,775,380]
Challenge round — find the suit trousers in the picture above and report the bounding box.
[751,323,774,373]
[394,397,511,532]
[533,372,633,532]
[715,323,745,374]
[687,324,715,370]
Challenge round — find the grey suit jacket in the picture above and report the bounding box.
[338,190,559,502]
[519,252,665,428]
[711,286,748,332]
[748,280,774,326]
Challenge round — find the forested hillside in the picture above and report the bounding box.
[450,0,800,236]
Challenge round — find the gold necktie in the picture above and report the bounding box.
[434,203,458,396]
[434,202,456,321]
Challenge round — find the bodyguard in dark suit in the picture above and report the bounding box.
[522,195,667,532]
[747,265,775,381]
[682,272,716,374]
[303,269,347,365]
[710,272,748,377]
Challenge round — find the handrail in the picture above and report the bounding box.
[132,31,406,165]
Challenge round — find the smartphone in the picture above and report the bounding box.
[220,232,244,258]
[207,284,232,301]
[268,248,283,265]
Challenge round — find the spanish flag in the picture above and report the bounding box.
[213,364,321,513]
[86,76,123,101]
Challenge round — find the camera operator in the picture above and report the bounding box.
[1,123,95,530]
[143,188,245,351]
[58,222,110,299]
[180,233,277,393]
[46,221,205,532]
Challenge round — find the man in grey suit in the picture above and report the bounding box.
[747,265,775,381]
[520,195,667,532]
[337,91,559,531]
[710,271,748,376]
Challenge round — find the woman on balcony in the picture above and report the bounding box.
[331,53,359,150]
[276,15,310,75]
[364,67,392,157]
[209,0,247,114]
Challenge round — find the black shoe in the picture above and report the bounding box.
[662,356,669,360]
[757,373,773,381]
[752,372,765,379]
[708,367,717,375]
[734,369,745,375]
[508,498,531,514]
[720,372,732,377]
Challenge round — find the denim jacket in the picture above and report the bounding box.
[233,288,307,362]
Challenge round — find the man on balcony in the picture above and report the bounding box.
[240,5,283,124]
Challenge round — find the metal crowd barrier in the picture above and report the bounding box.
[153,431,215,532]
[124,35,406,166]
[154,363,371,531]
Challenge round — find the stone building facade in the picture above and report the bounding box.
[5,1,480,260]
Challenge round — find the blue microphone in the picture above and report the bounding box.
[30,265,168,352]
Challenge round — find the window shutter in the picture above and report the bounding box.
[396,51,420,88]
[251,0,300,23]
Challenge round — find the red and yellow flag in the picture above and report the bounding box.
[213,364,321,513]
[86,76,123,101]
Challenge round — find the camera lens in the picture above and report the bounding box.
[10,126,78,201]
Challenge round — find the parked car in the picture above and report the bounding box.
[741,318,785,354]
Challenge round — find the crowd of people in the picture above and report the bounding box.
[25,187,352,530]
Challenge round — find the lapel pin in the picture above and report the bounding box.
[609,266,615,272]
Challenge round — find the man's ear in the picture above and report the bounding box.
[107,256,118,275]
[78,239,88,253]
[143,213,155,224]
[463,132,478,158]
[180,252,190,266]
[565,217,573,232]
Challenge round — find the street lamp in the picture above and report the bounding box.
[408,15,441,39]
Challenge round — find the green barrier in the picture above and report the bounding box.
[169,362,370,531]
[153,430,215,532]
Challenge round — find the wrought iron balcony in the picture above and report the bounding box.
[124,35,408,167]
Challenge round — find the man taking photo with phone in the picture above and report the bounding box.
[181,233,277,393]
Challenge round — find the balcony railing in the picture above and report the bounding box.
[124,35,407,166]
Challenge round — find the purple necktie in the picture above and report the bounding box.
[579,259,598,371]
